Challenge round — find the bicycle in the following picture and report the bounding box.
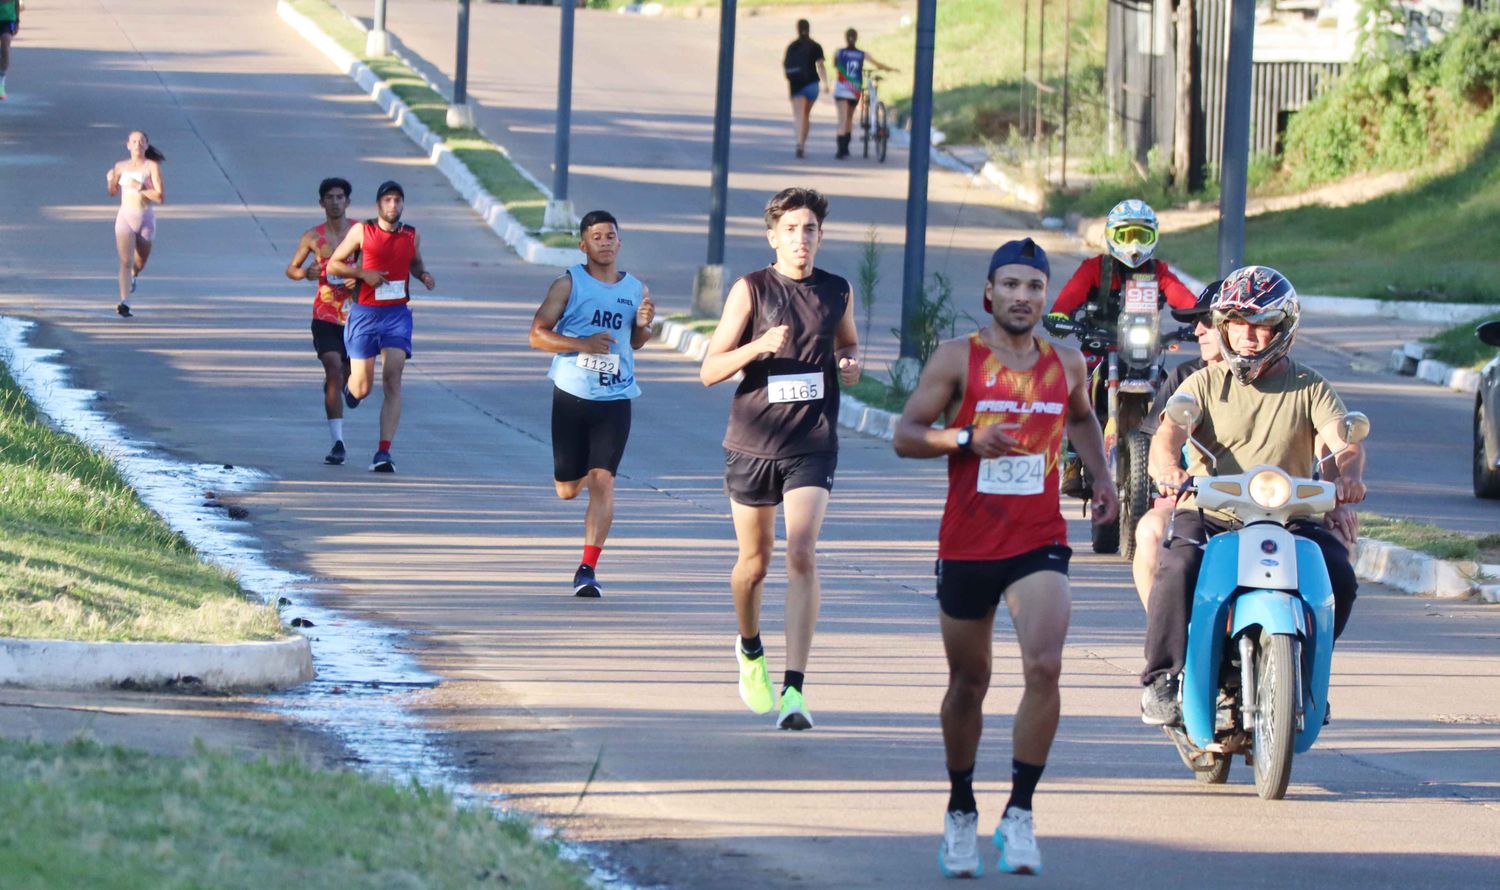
[859,72,889,163]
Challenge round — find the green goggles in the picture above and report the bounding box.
[1108,225,1158,246]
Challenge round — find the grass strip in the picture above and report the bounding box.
[0,736,586,889]
[1164,134,1500,303]
[1359,513,1500,564]
[289,0,577,248]
[1421,313,1500,370]
[0,366,283,643]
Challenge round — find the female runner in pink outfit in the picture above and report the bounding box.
[105,130,165,317]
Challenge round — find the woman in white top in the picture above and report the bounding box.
[104,130,165,317]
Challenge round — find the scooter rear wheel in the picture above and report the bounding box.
[1253,630,1298,800]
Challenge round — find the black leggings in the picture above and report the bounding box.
[1141,511,1357,684]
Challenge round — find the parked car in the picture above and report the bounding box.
[1474,320,1500,499]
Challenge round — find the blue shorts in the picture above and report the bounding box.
[791,81,819,102]
[344,302,413,360]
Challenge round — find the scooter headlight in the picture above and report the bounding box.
[1247,469,1292,509]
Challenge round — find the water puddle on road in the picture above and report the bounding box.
[0,316,642,889]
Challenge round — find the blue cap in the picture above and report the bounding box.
[988,238,1050,280]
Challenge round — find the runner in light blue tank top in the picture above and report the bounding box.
[529,211,656,599]
[547,264,645,400]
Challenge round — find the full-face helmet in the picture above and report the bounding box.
[1104,199,1159,269]
[1211,265,1301,384]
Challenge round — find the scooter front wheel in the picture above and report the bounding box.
[1253,630,1298,800]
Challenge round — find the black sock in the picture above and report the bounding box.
[783,670,804,694]
[1004,759,1046,814]
[739,634,763,658]
[947,765,977,814]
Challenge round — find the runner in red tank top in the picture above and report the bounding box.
[894,238,1116,879]
[327,181,436,473]
[285,177,356,466]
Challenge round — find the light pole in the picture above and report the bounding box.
[1217,0,1256,276]
[693,0,737,317]
[899,0,937,361]
[366,0,390,57]
[544,0,577,231]
[446,0,476,129]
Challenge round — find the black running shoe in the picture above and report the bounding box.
[325,440,346,465]
[342,385,362,410]
[117,303,132,318]
[572,564,602,598]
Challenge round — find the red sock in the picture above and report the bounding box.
[581,545,602,569]
[378,440,392,452]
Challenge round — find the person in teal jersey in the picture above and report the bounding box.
[529,210,655,598]
[0,0,19,101]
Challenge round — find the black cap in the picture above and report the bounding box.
[1171,278,1222,324]
[376,180,405,200]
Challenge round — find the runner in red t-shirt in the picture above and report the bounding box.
[285,177,357,466]
[327,181,436,473]
[895,238,1115,880]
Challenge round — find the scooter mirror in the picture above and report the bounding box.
[1340,411,1371,445]
[1164,393,1202,429]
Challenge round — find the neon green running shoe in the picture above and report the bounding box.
[736,637,777,714]
[775,687,814,731]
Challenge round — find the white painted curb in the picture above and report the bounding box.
[1386,339,1485,394]
[0,635,314,691]
[653,320,898,440]
[276,1,582,269]
[1353,538,1487,599]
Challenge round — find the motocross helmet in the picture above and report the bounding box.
[1104,199,1159,269]
[1211,266,1300,384]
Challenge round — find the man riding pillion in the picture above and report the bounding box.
[1048,200,1197,496]
[1138,266,1366,727]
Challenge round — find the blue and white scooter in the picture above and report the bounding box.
[1160,392,1369,800]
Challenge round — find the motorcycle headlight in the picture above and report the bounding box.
[1126,326,1154,347]
[1247,469,1292,509]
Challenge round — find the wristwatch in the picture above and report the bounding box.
[956,425,975,452]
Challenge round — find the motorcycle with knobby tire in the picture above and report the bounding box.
[1045,295,1194,559]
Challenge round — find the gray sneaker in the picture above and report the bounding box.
[1140,674,1181,726]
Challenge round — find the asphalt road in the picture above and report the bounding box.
[1,2,1497,888]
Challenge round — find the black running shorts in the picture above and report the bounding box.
[311,319,347,357]
[552,387,632,482]
[723,448,837,507]
[936,545,1072,620]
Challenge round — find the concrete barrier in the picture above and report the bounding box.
[0,635,314,691]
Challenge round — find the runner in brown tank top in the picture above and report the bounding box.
[700,188,860,732]
[894,238,1115,878]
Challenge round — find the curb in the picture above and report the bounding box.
[1386,340,1484,394]
[653,319,899,441]
[0,635,314,691]
[277,0,582,268]
[1352,540,1494,601]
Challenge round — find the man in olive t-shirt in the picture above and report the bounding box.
[1137,266,1366,727]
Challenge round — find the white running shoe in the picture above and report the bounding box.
[938,810,983,879]
[994,807,1042,875]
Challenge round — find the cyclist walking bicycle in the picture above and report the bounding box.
[831,28,894,160]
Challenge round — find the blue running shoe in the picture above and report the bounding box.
[342,385,362,410]
[572,564,601,598]
[370,449,394,473]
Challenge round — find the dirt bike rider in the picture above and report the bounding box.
[1137,265,1365,727]
[1048,199,1198,496]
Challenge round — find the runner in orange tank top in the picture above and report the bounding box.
[894,238,1116,879]
[285,177,356,466]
